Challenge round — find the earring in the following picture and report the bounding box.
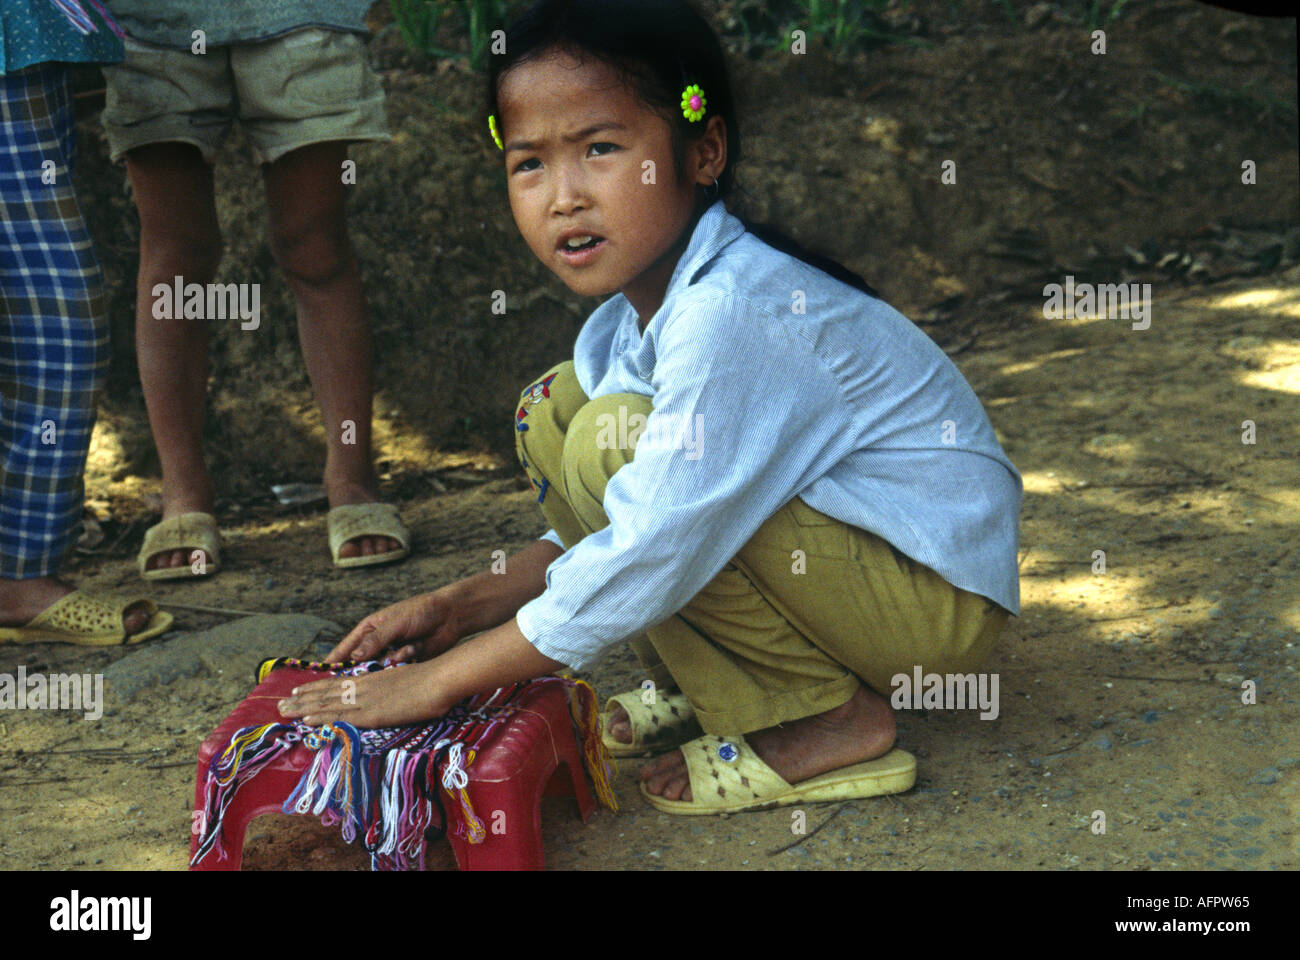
[704,177,720,200]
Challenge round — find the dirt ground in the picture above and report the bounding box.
[1,0,1297,870]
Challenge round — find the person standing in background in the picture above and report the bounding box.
[0,0,171,643]
[100,1,411,580]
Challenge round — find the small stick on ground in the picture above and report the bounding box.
[0,775,91,786]
[1086,601,1178,623]
[105,517,142,555]
[159,601,267,617]
[766,802,848,856]
[1102,673,1211,684]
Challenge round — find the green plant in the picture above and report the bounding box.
[389,0,443,58]
[724,0,925,59]
[462,0,512,70]
[389,0,514,70]
[790,0,927,57]
[808,0,921,51]
[1085,0,1130,31]
[1150,69,1297,120]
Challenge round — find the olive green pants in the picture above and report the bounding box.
[515,360,1008,735]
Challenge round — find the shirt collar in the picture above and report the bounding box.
[665,198,746,294]
[630,200,745,328]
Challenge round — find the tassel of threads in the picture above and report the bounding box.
[310,722,369,843]
[201,665,613,870]
[48,0,127,39]
[372,749,435,870]
[82,0,126,37]
[283,738,329,815]
[441,742,487,844]
[395,750,433,870]
[282,721,370,843]
[190,721,298,866]
[565,678,619,811]
[48,0,94,34]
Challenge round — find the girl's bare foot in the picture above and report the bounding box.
[0,577,152,635]
[605,686,685,743]
[638,684,897,802]
[607,704,635,743]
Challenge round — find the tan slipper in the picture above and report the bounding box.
[639,733,916,815]
[600,689,702,758]
[0,590,173,646]
[138,512,221,580]
[328,502,410,569]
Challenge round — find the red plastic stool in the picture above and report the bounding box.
[190,669,598,871]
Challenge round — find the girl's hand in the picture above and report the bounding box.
[284,619,567,730]
[326,592,463,664]
[279,659,453,729]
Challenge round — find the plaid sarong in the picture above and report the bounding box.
[0,64,108,578]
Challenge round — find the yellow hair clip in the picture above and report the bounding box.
[680,84,707,122]
[488,114,504,151]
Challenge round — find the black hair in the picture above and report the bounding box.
[486,0,880,300]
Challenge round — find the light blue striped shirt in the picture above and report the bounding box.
[517,199,1022,670]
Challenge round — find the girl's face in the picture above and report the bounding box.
[498,49,725,322]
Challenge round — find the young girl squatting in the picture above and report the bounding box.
[279,0,1022,814]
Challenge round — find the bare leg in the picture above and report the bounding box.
[262,142,397,559]
[127,143,221,571]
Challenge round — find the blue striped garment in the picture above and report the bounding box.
[0,64,109,577]
[517,200,1022,670]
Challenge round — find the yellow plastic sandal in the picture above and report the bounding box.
[600,689,702,758]
[639,733,916,815]
[328,503,411,569]
[0,590,173,646]
[138,512,221,581]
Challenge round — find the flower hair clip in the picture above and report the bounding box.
[680,84,707,122]
[488,114,504,151]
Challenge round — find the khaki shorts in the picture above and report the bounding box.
[101,28,389,165]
